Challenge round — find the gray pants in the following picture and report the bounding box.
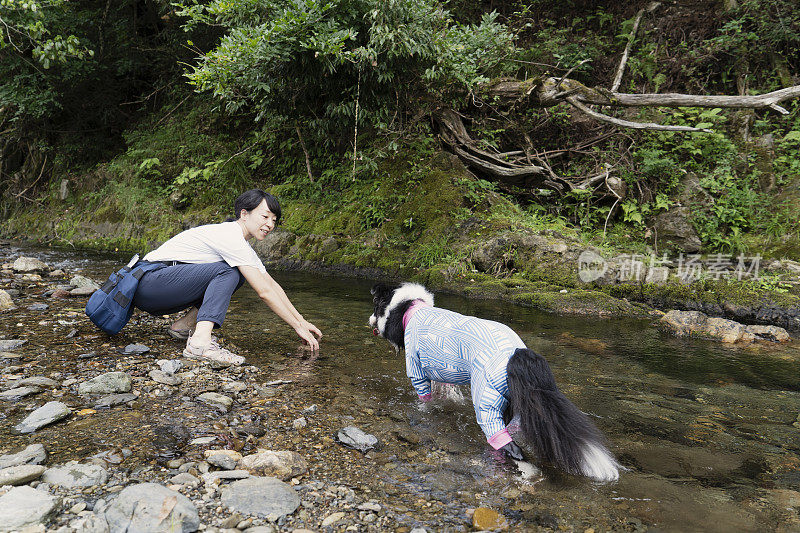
[133,261,245,327]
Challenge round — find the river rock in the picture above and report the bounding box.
[220,477,300,519]
[204,450,242,470]
[70,286,97,296]
[68,512,110,533]
[239,450,308,480]
[0,385,41,400]
[104,483,199,533]
[472,507,508,531]
[12,256,49,272]
[0,289,14,311]
[94,393,137,409]
[0,464,46,485]
[43,462,108,488]
[14,401,72,433]
[27,302,49,311]
[70,275,100,290]
[197,392,233,412]
[745,324,791,342]
[201,470,251,485]
[170,473,200,487]
[120,343,149,355]
[157,359,183,374]
[704,317,753,343]
[336,426,378,452]
[149,370,182,386]
[15,376,59,388]
[0,339,26,350]
[321,512,346,527]
[0,485,58,532]
[79,372,132,395]
[0,444,47,468]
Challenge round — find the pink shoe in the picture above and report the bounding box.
[183,336,245,365]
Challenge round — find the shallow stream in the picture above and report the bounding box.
[2,245,800,532]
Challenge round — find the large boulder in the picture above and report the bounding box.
[104,483,199,533]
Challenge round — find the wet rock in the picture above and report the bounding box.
[239,450,308,480]
[222,381,247,394]
[157,359,183,374]
[14,376,59,388]
[0,464,46,485]
[104,483,199,533]
[0,339,26,350]
[149,370,182,386]
[0,485,58,532]
[220,477,300,519]
[42,462,109,488]
[0,444,47,469]
[745,325,791,342]
[49,269,66,277]
[20,273,42,281]
[659,310,777,343]
[204,450,242,470]
[197,392,233,412]
[78,372,132,395]
[51,289,71,299]
[292,417,307,429]
[12,256,50,272]
[358,502,382,512]
[94,393,137,409]
[120,343,149,355]
[336,426,378,453]
[14,401,72,433]
[472,507,508,531]
[153,424,190,461]
[27,303,49,311]
[0,385,42,400]
[0,289,14,311]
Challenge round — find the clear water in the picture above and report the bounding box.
[3,244,800,532]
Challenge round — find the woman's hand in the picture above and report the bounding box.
[304,320,322,340]
[295,323,320,351]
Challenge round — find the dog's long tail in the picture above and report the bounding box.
[506,348,619,482]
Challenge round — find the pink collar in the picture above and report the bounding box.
[403,299,431,330]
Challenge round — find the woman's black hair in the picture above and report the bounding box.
[226,189,281,223]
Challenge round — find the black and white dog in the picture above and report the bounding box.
[369,282,619,482]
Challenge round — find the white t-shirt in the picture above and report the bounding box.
[143,221,266,273]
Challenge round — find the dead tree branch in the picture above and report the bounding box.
[611,2,662,93]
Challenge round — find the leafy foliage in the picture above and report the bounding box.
[177,0,514,144]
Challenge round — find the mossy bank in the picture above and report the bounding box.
[3,145,799,332]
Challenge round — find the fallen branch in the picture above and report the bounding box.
[566,96,712,132]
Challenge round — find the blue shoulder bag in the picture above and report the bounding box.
[85,255,165,335]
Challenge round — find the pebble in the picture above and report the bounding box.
[157,359,183,374]
[197,392,233,412]
[78,372,132,395]
[472,507,508,531]
[120,343,150,355]
[321,512,346,527]
[14,376,59,388]
[94,393,137,409]
[0,386,42,401]
[204,450,242,471]
[293,417,307,429]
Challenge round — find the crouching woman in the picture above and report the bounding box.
[132,189,322,364]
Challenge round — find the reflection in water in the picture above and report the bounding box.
[2,245,800,532]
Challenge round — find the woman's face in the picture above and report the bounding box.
[240,199,277,240]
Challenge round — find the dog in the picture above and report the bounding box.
[369,282,619,482]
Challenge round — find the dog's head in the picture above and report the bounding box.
[369,282,434,350]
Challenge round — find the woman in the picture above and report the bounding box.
[133,189,322,365]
